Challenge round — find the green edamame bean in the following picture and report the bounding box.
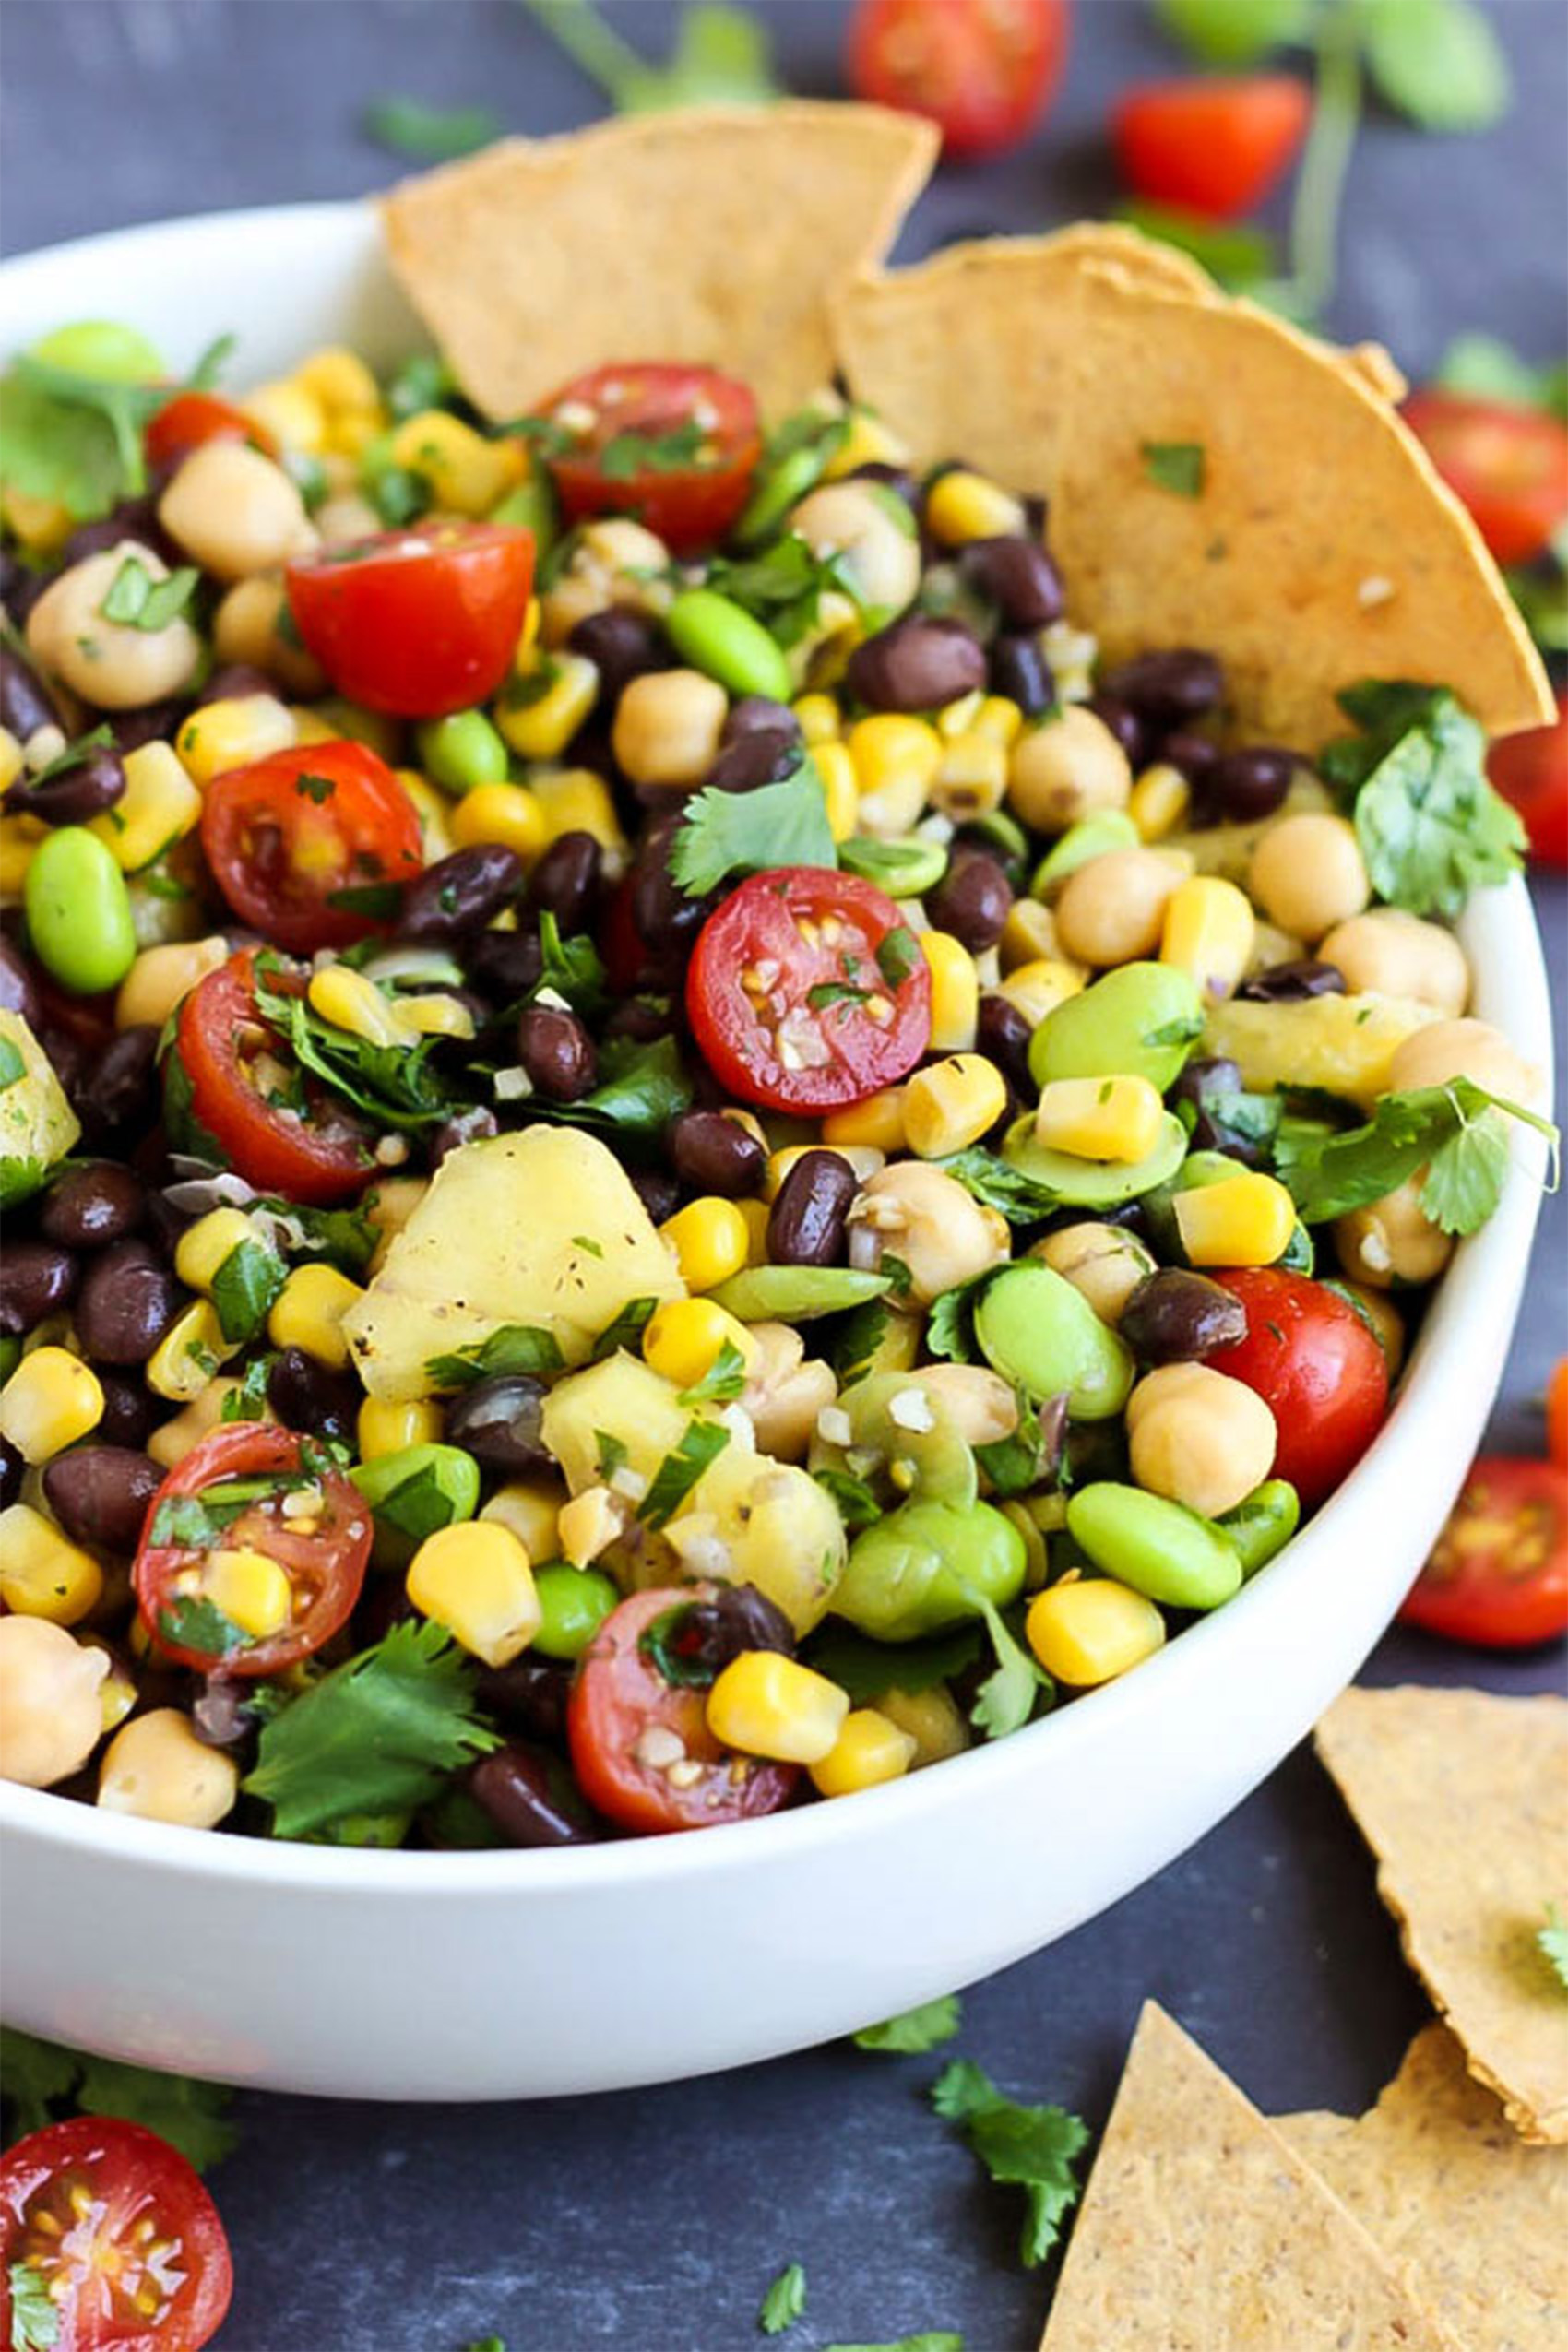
[1066,1482,1242,1610]
[531,1562,619,1660]
[30,319,165,382]
[732,444,828,548]
[305,1810,412,1848]
[834,1497,1027,1642]
[835,1371,977,1506]
[1002,1111,1188,1209]
[1032,812,1140,897]
[416,709,509,794]
[23,828,137,996]
[973,1263,1134,1421]
[350,1443,481,1557]
[1218,1479,1301,1578]
[491,470,560,558]
[708,1265,890,1323]
[666,588,791,703]
[1028,962,1204,1096]
[837,836,949,897]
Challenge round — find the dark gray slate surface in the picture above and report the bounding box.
[3,6,1564,2347]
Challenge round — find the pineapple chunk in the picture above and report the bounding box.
[540,1354,752,1498]
[668,1448,847,1635]
[0,1011,79,1208]
[1204,992,1440,1109]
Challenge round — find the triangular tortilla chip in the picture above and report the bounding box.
[381,103,938,424]
[1039,2002,1459,2350]
[1315,1686,1568,2145]
[1277,2023,1568,2350]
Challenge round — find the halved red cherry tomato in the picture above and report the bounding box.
[1399,1455,1568,1647]
[199,739,422,956]
[567,1586,798,1835]
[1403,390,1568,567]
[285,521,535,717]
[537,363,761,553]
[1206,1268,1389,1512]
[172,949,372,1205]
[1114,76,1311,220]
[686,867,932,1114]
[847,0,1069,159]
[0,2116,232,2352]
[1489,689,1568,868]
[135,1423,372,1677]
[1549,1359,1568,1477]
[145,389,276,470]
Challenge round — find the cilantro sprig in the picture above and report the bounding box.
[669,766,837,897]
[758,2262,807,2336]
[0,332,232,520]
[930,2059,1089,2267]
[517,0,778,113]
[1275,1078,1556,1234]
[853,1995,963,2055]
[0,2024,237,2173]
[1320,681,1526,920]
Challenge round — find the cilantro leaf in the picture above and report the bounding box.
[362,96,502,160]
[0,2025,79,2138]
[1141,440,1206,496]
[425,1323,565,1390]
[1275,1078,1556,1233]
[803,1623,982,1704]
[0,2025,236,2174]
[874,927,921,990]
[925,1273,999,1365]
[669,766,837,897]
[0,339,232,522]
[589,1298,659,1361]
[707,533,859,648]
[100,556,201,631]
[823,2337,963,2352]
[253,962,457,1132]
[208,1235,287,1345]
[968,1598,1051,1742]
[534,909,609,1017]
[678,1338,749,1406]
[853,1994,962,2054]
[974,1394,1063,1501]
[1539,1902,1568,1995]
[1435,333,1568,419]
[509,1032,692,1144]
[1114,200,1279,293]
[759,2261,807,2336]
[825,1295,892,1389]
[929,2058,1089,2268]
[1321,679,1526,918]
[1155,0,1311,65]
[933,1149,1059,1225]
[1360,0,1510,133]
[811,1466,884,1533]
[8,2261,60,2349]
[641,1419,731,1529]
[257,1194,378,1277]
[0,1037,26,1091]
[159,1595,249,1659]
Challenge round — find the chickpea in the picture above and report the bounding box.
[1335,1177,1454,1289]
[1127,1362,1277,1520]
[115,934,230,1032]
[25,540,203,708]
[1034,1221,1157,1324]
[848,1161,1009,1307]
[789,481,921,617]
[540,517,672,647]
[1055,847,1190,967]
[1336,1280,1406,1380]
[148,1374,266,1470]
[1318,909,1468,1014]
[1388,1016,1541,1104]
[612,668,729,790]
[212,572,327,696]
[97,1707,239,1829]
[158,438,317,582]
[913,1362,1019,1447]
[0,1617,109,1788]
[313,492,384,548]
[742,1322,838,1460]
[1248,813,1369,941]
[1007,707,1132,834]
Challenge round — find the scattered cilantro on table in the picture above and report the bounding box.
[0,2025,237,2173]
[824,2337,963,2352]
[853,1995,964,2055]
[930,2059,1089,2268]
[362,97,502,160]
[758,2260,808,2335]
[517,0,778,113]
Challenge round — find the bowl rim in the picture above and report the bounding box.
[0,202,1553,1904]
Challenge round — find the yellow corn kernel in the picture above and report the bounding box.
[358,1396,443,1459]
[659,1198,752,1293]
[389,410,525,517]
[930,731,1008,821]
[810,1707,918,1797]
[821,407,909,479]
[0,1348,104,1465]
[921,930,980,1052]
[1128,761,1191,844]
[176,694,296,786]
[147,1302,234,1405]
[294,346,382,417]
[243,379,327,453]
[495,653,600,761]
[737,1194,772,1266]
[936,689,985,741]
[90,741,204,873]
[847,714,944,837]
[812,740,859,842]
[999,898,1060,973]
[904,1054,1009,1158]
[394,768,456,861]
[557,1485,623,1568]
[481,1479,564,1560]
[996,957,1085,1028]
[791,692,840,746]
[823,1086,909,1155]
[365,1176,429,1275]
[406,1520,540,1669]
[450,780,549,862]
[148,1376,259,1470]
[114,934,229,1031]
[174,1207,260,1294]
[308,964,418,1049]
[1160,874,1256,1003]
[203,1547,292,1641]
[402,992,477,1042]
[0,1503,104,1625]
[1026,1575,1166,1686]
[529,766,627,863]
[643,1297,757,1392]
[0,731,21,796]
[290,707,339,746]
[971,695,1025,749]
[267,1263,364,1370]
[514,594,542,671]
[1174,1171,1298,1268]
[1035,1075,1164,1164]
[0,816,42,897]
[707,1651,849,1764]
[925,468,1028,546]
[325,411,383,460]
[2,483,73,553]
[765,1141,885,1200]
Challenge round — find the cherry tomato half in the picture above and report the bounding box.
[567,1586,798,1835]
[538,363,761,554]
[199,739,422,956]
[686,867,932,1114]
[1489,689,1568,868]
[1550,1359,1568,1478]
[135,1423,372,1676]
[1403,390,1568,567]
[847,0,1069,159]
[1114,75,1311,221]
[1399,1455,1568,1647]
[0,2116,232,2352]
[1205,1268,1389,1512]
[285,521,535,718]
[144,389,277,471]
[171,949,373,1205]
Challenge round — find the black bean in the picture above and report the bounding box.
[267,1347,359,1444]
[669,1108,765,1199]
[1168,1056,1250,1158]
[1086,694,1146,766]
[704,728,799,794]
[443,1373,550,1475]
[0,1435,21,1510]
[0,647,64,743]
[0,1242,78,1336]
[94,1372,157,1449]
[77,1025,160,1139]
[464,927,542,1004]
[1121,1270,1250,1365]
[102,701,185,755]
[192,662,277,708]
[430,1105,500,1166]
[604,995,671,1046]
[398,845,523,944]
[658,1584,795,1681]
[42,1445,162,1552]
[474,1656,572,1743]
[848,460,921,509]
[768,1148,856,1267]
[469,1743,599,1848]
[527,831,601,934]
[568,607,664,703]
[516,1005,597,1102]
[631,816,711,971]
[723,695,801,747]
[1206,746,1295,823]
[927,849,1013,953]
[75,1240,181,1366]
[958,536,1064,629]
[628,1167,681,1225]
[0,550,43,628]
[1158,728,1219,782]
[39,1164,146,1255]
[976,994,1033,1096]
[192,1677,261,1751]
[59,496,172,570]
[990,632,1054,717]
[0,937,41,1028]
[5,744,125,826]
[1236,958,1347,1004]
[1099,648,1223,725]
[846,614,987,713]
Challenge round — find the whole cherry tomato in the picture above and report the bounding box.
[1114,75,1311,220]
[285,521,535,717]
[1403,390,1568,567]
[199,739,422,956]
[1488,689,1568,868]
[1205,1267,1389,1511]
[535,362,760,553]
[847,0,1070,159]
[1400,1455,1568,1647]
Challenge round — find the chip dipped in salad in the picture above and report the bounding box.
[0,113,1555,1854]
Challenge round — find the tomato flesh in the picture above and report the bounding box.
[198,740,422,956]
[686,867,932,1114]
[847,0,1069,159]
[567,1586,797,1835]
[285,521,535,718]
[538,363,761,553]
[1489,689,1568,868]
[0,2117,232,2352]
[1400,1455,1568,1647]
[145,389,276,471]
[1403,390,1568,567]
[1205,1268,1389,1512]
[1550,1359,1568,1478]
[1114,75,1311,220]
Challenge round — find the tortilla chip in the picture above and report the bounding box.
[1039,2002,1459,2350]
[381,103,938,425]
[1315,1687,1568,2145]
[1277,2023,1568,2350]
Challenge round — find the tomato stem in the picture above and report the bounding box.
[1286,7,1363,321]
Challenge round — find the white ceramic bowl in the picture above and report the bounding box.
[0,206,1553,2100]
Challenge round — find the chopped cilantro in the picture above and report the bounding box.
[425,1324,565,1390]
[759,2261,807,2336]
[874,927,921,990]
[678,1338,750,1405]
[933,1149,1060,1225]
[158,1595,249,1660]
[324,880,405,921]
[517,0,778,113]
[707,533,859,647]
[824,2335,963,2352]
[598,419,707,479]
[1141,440,1206,496]
[8,2260,59,2348]
[294,770,337,804]
[825,1295,892,1388]
[807,981,873,1011]
[1540,1902,1568,1995]
[594,1430,629,1482]
[0,1038,26,1091]
[853,1994,962,2054]
[641,1419,731,1528]
[804,1623,982,1705]
[669,766,837,897]
[221,1355,275,1423]
[930,2058,1089,2266]
[100,555,200,631]
[0,334,230,519]
[362,96,501,160]
[208,1235,287,1346]
[812,1466,884,1533]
